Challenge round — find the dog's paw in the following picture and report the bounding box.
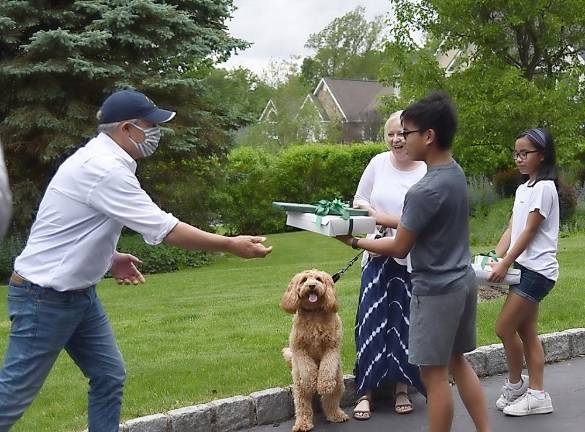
[292,418,314,432]
[317,377,337,395]
[326,409,349,423]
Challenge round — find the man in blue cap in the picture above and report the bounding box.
[0,89,272,431]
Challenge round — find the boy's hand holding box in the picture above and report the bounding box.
[273,200,377,237]
[472,252,521,286]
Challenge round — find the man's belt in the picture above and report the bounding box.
[9,272,92,294]
[9,272,26,285]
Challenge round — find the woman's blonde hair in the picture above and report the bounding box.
[384,110,403,135]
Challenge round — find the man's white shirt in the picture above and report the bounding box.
[0,144,11,239]
[15,133,179,291]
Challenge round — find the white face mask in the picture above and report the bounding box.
[128,123,161,157]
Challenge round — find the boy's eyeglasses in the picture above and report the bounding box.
[399,129,422,139]
[512,150,539,160]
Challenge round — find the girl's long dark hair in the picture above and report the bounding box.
[517,128,558,187]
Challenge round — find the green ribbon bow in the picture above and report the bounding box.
[313,199,350,221]
[478,250,499,269]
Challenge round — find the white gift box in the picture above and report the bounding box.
[472,255,521,286]
[285,212,376,237]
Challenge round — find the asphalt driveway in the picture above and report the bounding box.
[250,355,585,432]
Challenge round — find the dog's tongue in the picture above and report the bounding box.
[308,293,318,303]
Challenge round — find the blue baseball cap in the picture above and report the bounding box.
[98,89,176,124]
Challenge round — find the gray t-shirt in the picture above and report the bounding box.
[400,160,472,296]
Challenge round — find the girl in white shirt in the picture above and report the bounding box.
[489,128,559,417]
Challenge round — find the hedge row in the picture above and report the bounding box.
[213,143,385,235]
[115,233,210,274]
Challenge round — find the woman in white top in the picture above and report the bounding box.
[489,128,559,417]
[351,111,427,420]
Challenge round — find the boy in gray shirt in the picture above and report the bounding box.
[339,92,490,432]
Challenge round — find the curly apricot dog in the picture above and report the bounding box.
[281,269,349,432]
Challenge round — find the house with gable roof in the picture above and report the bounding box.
[259,78,398,143]
[307,78,397,142]
[258,99,278,123]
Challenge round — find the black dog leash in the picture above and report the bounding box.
[332,250,364,283]
[331,228,387,283]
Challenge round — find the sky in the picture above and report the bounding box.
[221,0,392,75]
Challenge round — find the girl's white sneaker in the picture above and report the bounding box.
[495,375,528,410]
[503,390,553,416]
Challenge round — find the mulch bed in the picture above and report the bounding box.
[478,284,508,301]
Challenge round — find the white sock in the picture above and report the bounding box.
[508,377,524,389]
[528,388,546,400]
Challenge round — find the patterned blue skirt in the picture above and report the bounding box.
[354,255,426,397]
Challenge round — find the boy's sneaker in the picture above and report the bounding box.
[495,375,529,410]
[503,390,553,416]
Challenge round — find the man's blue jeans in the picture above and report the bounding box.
[0,278,126,431]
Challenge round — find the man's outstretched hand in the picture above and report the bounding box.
[111,252,146,285]
[229,236,273,258]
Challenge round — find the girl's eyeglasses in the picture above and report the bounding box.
[512,150,539,160]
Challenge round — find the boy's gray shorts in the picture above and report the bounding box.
[408,272,477,366]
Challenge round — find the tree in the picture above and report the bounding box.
[380,0,585,176]
[236,74,311,149]
[390,0,585,81]
[0,0,247,231]
[260,56,303,87]
[301,7,387,88]
[199,66,273,129]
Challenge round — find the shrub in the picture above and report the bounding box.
[558,166,584,187]
[558,178,577,224]
[273,143,383,204]
[115,233,210,275]
[469,197,513,246]
[214,143,385,235]
[0,232,27,282]
[212,147,282,235]
[467,176,499,217]
[562,181,585,233]
[493,168,523,197]
[578,182,585,208]
[139,156,225,230]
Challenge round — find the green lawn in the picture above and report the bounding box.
[0,231,583,431]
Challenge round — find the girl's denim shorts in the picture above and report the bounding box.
[510,263,555,303]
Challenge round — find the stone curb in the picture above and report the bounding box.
[115,328,585,432]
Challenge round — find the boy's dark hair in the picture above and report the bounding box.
[401,91,458,150]
[517,128,558,186]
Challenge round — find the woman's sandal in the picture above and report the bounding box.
[353,395,371,421]
[394,391,414,415]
